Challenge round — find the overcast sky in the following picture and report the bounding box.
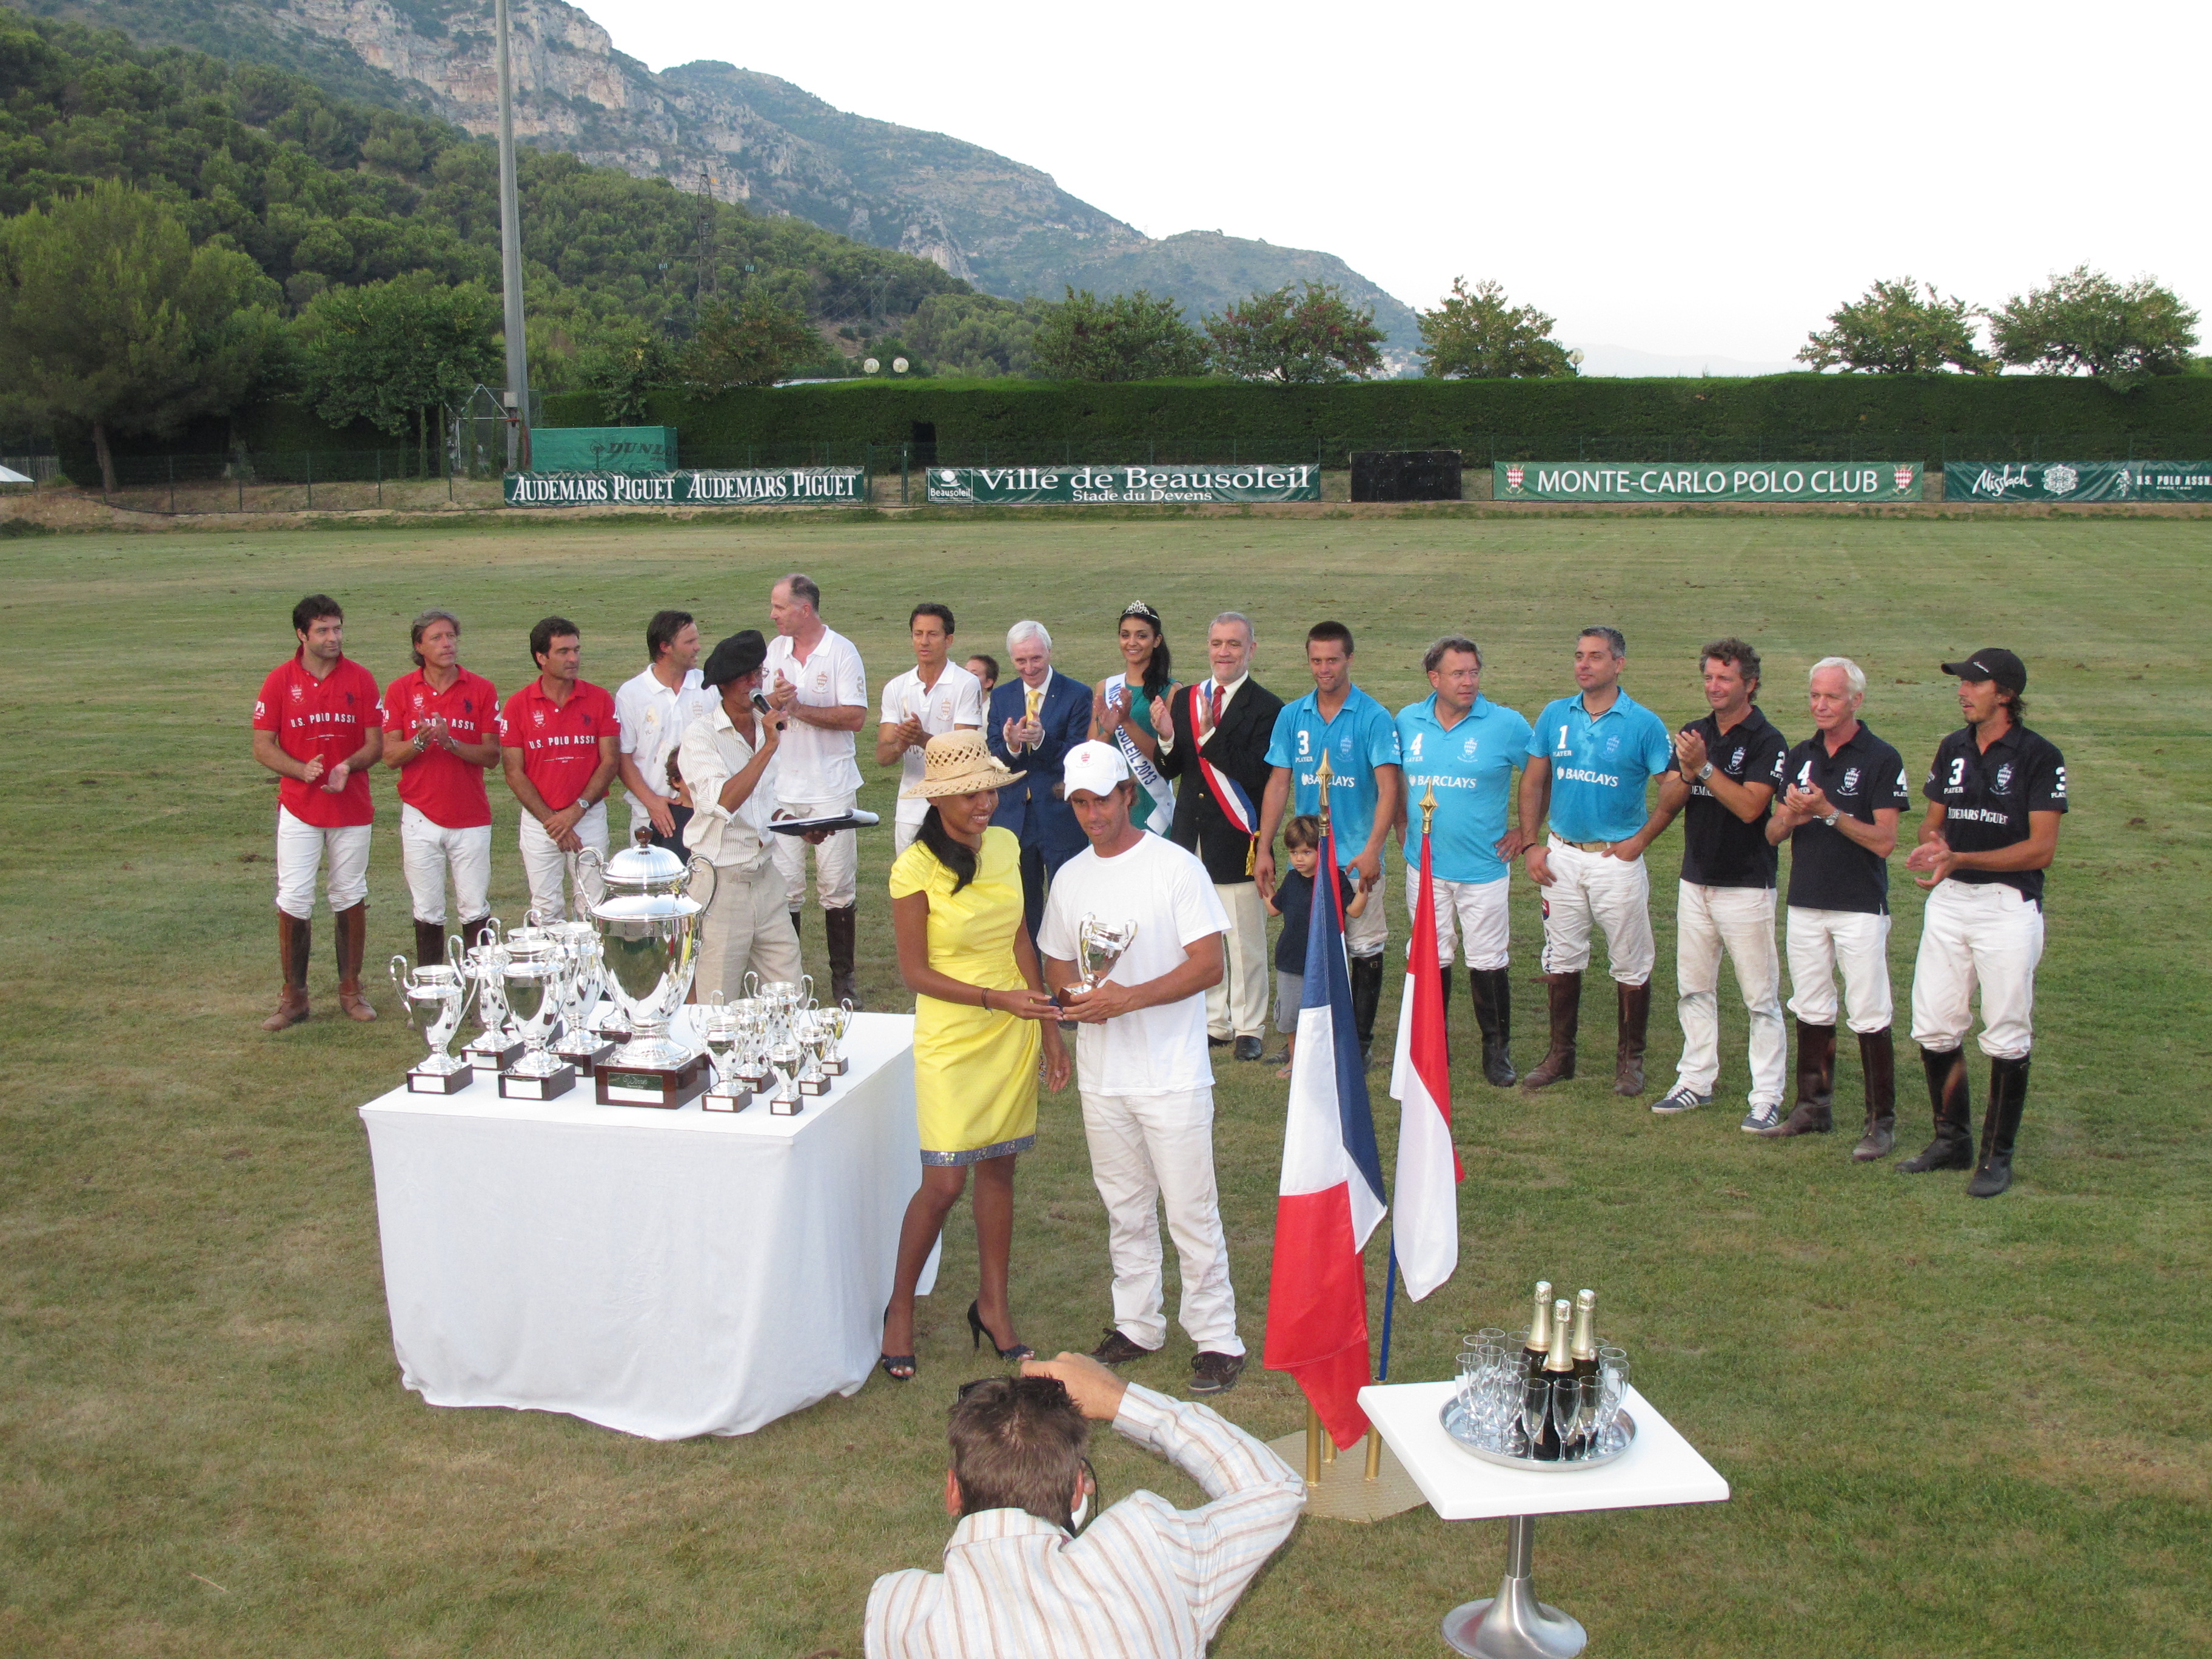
[578,0,2208,364]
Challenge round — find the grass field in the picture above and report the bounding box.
[3,514,2208,1658]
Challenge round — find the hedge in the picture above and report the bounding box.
[545,374,2212,467]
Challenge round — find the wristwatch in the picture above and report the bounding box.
[1822,810,1841,827]
[1697,762,1715,780]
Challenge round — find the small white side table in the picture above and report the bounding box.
[1359,1381,1729,1658]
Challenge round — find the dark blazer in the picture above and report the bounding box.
[987,672,1090,865]
[1159,677,1284,883]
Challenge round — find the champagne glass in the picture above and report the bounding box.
[1549,1376,1582,1463]
[1519,1376,1550,1460]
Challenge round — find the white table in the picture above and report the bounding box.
[361,1011,930,1439]
[1360,1380,1729,1658]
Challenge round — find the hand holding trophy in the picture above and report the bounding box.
[1062,914,1138,1023]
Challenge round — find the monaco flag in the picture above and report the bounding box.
[1264,825,1387,1451]
[1387,831,1464,1302]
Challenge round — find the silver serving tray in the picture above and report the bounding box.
[1439,1394,1637,1472]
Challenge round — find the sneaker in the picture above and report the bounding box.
[1651,1085,1711,1115]
[1089,1328,1162,1367]
[1189,1351,1246,1394]
[1740,1101,1783,1133]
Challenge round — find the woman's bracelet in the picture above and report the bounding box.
[980,987,990,1011]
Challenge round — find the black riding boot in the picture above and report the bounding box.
[1899,1045,1975,1172]
[1966,1055,2029,1198]
[1470,967,1516,1087]
[1349,953,1384,1064]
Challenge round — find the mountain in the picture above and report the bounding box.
[11,0,1421,357]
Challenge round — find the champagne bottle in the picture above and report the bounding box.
[1536,1296,1577,1460]
[1570,1290,1599,1382]
[1521,1281,1553,1374]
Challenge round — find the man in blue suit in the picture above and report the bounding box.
[988,620,1092,939]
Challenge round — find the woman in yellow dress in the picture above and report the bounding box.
[882,732,1071,1379]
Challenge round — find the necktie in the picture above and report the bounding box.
[1207,681,1222,739]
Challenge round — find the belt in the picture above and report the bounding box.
[1549,833,1615,854]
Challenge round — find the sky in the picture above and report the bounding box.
[576,0,2208,364]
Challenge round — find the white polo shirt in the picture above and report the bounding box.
[678,701,782,872]
[880,660,986,828]
[615,663,709,821]
[762,625,867,802]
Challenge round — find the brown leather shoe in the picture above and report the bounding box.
[1613,981,1651,1096]
[335,902,377,1021]
[1521,971,1581,1091]
[262,911,311,1030]
[1762,1020,1837,1137]
[1190,1351,1245,1394]
[1089,1328,1162,1367]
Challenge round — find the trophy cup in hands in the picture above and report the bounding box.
[700,994,751,1112]
[766,1030,804,1116]
[1068,916,1139,1009]
[497,943,575,1100]
[390,941,476,1094]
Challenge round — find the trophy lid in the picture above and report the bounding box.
[602,837,688,892]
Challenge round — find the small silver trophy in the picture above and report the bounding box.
[498,943,575,1101]
[1074,916,1139,994]
[547,919,614,1073]
[461,917,523,1071]
[699,994,751,1112]
[817,1002,853,1076]
[797,1011,833,1097]
[766,1031,804,1116]
[390,940,475,1094]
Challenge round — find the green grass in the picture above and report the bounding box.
[2,515,2207,1657]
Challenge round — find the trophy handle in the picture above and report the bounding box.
[389,954,416,1026]
[683,852,718,915]
[445,931,467,974]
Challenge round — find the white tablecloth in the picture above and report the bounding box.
[360,1011,929,1439]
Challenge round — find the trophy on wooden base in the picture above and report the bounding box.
[546,919,615,1074]
[766,1031,805,1116]
[460,917,524,1072]
[497,944,575,1101]
[699,996,751,1112]
[817,1002,853,1076]
[586,834,715,1108]
[390,940,475,1094]
[797,1012,834,1097]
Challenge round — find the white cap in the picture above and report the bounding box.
[1062,740,1130,800]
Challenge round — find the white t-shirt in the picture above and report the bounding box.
[1039,833,1230,1097]
[763,626,867,802]
[614,664,709,822]
[880,660,987,826]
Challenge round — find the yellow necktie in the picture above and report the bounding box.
[1025,686,1042,721]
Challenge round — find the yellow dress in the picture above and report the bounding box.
[888,826,1042,1164]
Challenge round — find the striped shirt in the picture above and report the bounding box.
[864,1384,1304,1658]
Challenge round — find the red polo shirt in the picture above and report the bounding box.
[253,651,381,828]
[498,676,618,812]
[381,666,500,828]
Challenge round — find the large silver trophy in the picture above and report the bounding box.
[497,936,575,1100]
[583,834,717,1108]
[1074,916,1139,994]
[390,937,476,1093]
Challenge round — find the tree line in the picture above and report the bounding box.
[1798,272,2200,383]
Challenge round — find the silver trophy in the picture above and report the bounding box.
[1074,916,1139,993]
[796,1010,833,1097]
[699,994,751,1111]
[766,1030,804,1116]
[545,919,614,1072]
[390,939,475,1093]
[461,917,524,1071]
[734,999,773,1094]
[817,1001,853,1076]
[497,940,575,1100]
[584,835,718,1107]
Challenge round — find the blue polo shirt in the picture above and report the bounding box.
[1528,689,1676,844]
[1267,685,1401,867]
[1398,694,1534,884]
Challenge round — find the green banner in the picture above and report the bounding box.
[504,468,865,508]
[1943,461,2212,503]
[927,464,1320,505]
[1496,461,1922,502]
[528,427,677,475]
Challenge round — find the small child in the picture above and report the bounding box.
[965,653,999,694]
[1263,815,1369,1079]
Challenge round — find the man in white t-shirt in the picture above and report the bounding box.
[877,602,985,859]
[1039,742,1245,1395]
[614,609,708,857]
[763,573,870,1005]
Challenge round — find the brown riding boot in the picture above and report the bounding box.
[1852,1027,1897,1161]
[1763,1020,1837,1137]
[335,902,377,1021]
[1613,981,1652,1096]
[1899,1045,1974,1172]
[824,903,864,1010]
[412,918,449,971]
[1521,972,1581,1091]
[263,910,311,1030]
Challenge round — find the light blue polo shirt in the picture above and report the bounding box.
[1528,689,1676,844]
[1267,685,1402,867]
[1398,694,1535,884]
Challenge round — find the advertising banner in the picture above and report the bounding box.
[504,468,865,508]
[1943,461,2212,503]
[927,464,1321,505]
[1496,461,1922,502]
[528,427,677,475]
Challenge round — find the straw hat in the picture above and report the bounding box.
[900,729,1025,799]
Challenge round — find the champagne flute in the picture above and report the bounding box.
[1550,1375,1583,1463]
[1519,1376,1550,1460]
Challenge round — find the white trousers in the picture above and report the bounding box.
[1910,880,2043,1060]
[1537,839,1655,985]
[691,858,804,1002]
[771,793,860,910]
[1674,882,1786,1107]
[893,817,922,860]
[398,805,491,925]
[275,808,371,920]
[1786,907,1894,1033]
[1207,880,1271,1039]
[1079,1087,1242,1355]
[1344,860,1389,960]
[1407,871,1511,970]
[518,801,608,923]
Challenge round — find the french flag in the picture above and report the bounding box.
[1387,830,1463,1302]
[1264,824,1387,1451]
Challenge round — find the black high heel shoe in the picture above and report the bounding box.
[968,1299,1033,1362]
[880,1307,915,1382]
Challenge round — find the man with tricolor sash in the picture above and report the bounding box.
[1158,611,1284,1062]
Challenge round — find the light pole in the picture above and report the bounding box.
[495,0,531,469]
